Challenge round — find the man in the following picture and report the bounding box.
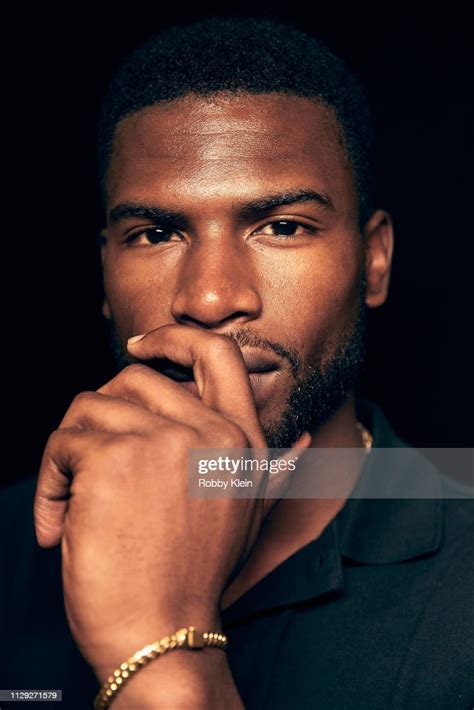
[1,16,473,710]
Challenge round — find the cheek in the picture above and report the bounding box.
[103,255,174,336]
[257,239,362,355]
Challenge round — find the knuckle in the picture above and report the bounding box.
[123,363,150,379]
[44,428,62,454]
[64,391,100,429]
[72,390,98,408]
[46,426,73,449]
[103,363,149,392]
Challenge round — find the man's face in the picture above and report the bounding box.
[101,93,368,447]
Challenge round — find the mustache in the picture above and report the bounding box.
[219,328,300,377]
[106,322,300,379]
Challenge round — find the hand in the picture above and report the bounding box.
[33,324,308,688]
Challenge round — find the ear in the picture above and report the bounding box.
[99,228,111,320]
[362,209,394,308]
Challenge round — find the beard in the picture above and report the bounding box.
[264,291,367,448]
[105,277,368,449]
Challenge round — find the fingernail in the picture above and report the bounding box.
[127,333,146,344]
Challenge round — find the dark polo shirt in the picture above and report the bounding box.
[1,400,473,709]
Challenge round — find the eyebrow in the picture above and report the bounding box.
[108,188,335,226]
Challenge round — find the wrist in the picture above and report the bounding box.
[109,648,243,710]
[90,612,223,682]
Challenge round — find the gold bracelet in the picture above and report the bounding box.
[94,626,228,709]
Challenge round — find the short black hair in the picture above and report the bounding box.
[97,16,375,226]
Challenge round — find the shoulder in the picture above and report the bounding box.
[392,482,473,708]
[437,475,474,585]
[437,484,474,602]
[441,474,474,533]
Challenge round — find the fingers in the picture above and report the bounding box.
[37,389,197,549]
[127,324,265,446]
[57,390,173,435]
[34,428,107,549]
[35,324,271,553]
[97,364,222,430]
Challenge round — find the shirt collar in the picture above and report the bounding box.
[222,399,444,626]
[336,399,444,565]
[222,517,344,625]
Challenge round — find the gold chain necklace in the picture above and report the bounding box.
[356,421,373,451]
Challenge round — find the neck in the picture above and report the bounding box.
[309,392,362,448]
[221,392,366,610]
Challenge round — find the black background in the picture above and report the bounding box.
[3,4,472,490]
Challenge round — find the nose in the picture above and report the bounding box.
[171,238,262,329]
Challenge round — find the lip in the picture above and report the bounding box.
[178,367,280,403]
[247,368,280,403]
[241,351,281,374]
[147,350,280,379]
[156,349,283,402]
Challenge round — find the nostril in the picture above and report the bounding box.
[174,311,255,330]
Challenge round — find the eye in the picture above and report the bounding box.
[124,226,182,246]
[253,220,318,239]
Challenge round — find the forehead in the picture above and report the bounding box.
[105,93,355,210]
